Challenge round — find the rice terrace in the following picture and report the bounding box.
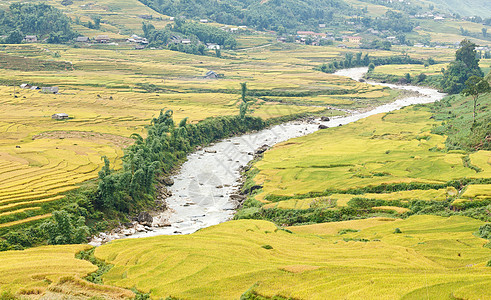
[0,0,490,299]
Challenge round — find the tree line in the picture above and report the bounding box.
[318,52,433,74]
[0,3,76,44]
[143,19,236,56]
[138,0,357,32]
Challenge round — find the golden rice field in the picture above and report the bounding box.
[253,106,491,205]
[0,244,135,298]
[85,215,491,299]
[1,38,424,229]
[0,215,488,299]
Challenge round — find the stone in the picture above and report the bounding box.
[320,116,330,122]
[135,224,146,232]
[230,194,247,202]
[318,124,329,129]
[137,211,153,226]
[162,177,174,186]
[254,144,269,155]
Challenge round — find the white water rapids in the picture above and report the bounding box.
[124,67,445,239]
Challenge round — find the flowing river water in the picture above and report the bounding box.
[118,67,445,240]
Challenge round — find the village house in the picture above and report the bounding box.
[20,83,32,89]
[42,87,59,94]
[127,35,148,44]
[206,43,220,50]
[75,36,90,42]
[95,35,110,43]
[200,19,208,23]
[51,113,69,120]
[181,39,191,44]
[23,35,37,43]
[345,36,362,43]
[135,44,145,50]
[204,70,224,79]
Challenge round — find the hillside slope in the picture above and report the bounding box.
[419,0,491,18]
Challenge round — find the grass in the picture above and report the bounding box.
[88,215,491,299]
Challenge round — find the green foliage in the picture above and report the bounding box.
[431,92,491,151]
[478,224,491,239]
[96,109,266,215]
[393,228,402,234]
[172,20,237,49]
[441,39,484,94]
[143,20,236,55]
[0,291,18,300]
[462,75,491,123]
[261,244,273,250]
[360,39,392,50]
[338,228,359,235]
[0,3,75,43]
[76,247,113,284]
[4,30,23,44]
[40,210,90,245]
[319,53,428,74]
[138,0,354,31]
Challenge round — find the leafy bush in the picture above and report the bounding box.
[478,224,491,239]
[40,210,90,245]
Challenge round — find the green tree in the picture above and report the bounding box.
[441,39,484,94]
[240,82,247,103]
[368,63,375,73]
[41,210,90,245]
[4,30,23,44]
[239,82,249,119]
[462,76,491,124]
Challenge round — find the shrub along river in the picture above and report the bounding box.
[96,67,445,242]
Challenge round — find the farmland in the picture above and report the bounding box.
[87,215,490,299]
[0,39,426,230]
[0,0,489,297]
[241,90,491,220]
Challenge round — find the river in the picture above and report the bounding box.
[121,67,446,239]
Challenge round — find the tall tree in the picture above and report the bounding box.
[441,39,484,94]
[462,76,491,124]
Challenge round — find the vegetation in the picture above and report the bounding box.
[142,19,237,55]
[462,75,491,123]
[319,53,432,74]
[441,39,484,94]
[97,110,265,214]
[138,0,355,31]
[0,3,75,44]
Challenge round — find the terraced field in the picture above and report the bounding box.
[85,215,490,299]
[2,39,423,229]
[251,105,491,210]
[0,244,135,298]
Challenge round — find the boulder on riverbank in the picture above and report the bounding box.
[255,144,269,155]
[318,125,329,129]
[137,211,153,226]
